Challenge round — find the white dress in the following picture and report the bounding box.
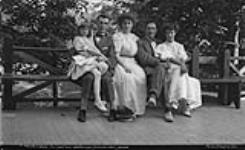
[67,36,108,80]
[112,32,147,115]
[155,41,202,110]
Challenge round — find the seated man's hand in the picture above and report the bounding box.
[180,63,188,75]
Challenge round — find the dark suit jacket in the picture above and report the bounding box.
[136,36,161,75]
[94,33,117,75]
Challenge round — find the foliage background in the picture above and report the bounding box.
[1,0,245,75]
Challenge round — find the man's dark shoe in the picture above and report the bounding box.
[108,109,117,122]
[164,111,174,122]
[77,109,86,122]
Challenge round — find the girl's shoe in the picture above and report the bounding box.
[101,100,107,106]
[94,100,108,113]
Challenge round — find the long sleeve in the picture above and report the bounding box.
[112,33,123,55]
[73,36,87,51]
[136,40,160,67]
[178,44,188,62]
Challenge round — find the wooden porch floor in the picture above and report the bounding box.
[2,100,245,145]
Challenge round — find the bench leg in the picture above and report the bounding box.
[53,82,58,107]
[217,85,223,104]
[233,83,241,109]
[223,85,229,105]
[227,83,241,109]
[227,84,234,106]
[2,79,16,110]
[218,85,229,105]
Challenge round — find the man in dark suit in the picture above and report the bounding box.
[136,21,174,122]
[73,14,117,122]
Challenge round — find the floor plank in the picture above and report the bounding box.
[2,100,245,145]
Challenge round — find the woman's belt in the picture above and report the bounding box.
[120,54,134,58]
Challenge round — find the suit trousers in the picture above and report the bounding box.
[147,65,171,112]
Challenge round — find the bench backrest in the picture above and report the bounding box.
[190,46,231,79]
[2,37,71,76]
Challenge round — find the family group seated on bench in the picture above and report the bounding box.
[67,13,202,123]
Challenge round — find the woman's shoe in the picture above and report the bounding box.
[94,100,108,113]
[77,109,86,122]
[182,107,192,118]
[164,111,174,122]
[117,115,135,122]
[178,99,192,118]
[147,97,157,107]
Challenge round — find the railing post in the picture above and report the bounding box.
[2,37,15,110]
[191,46,200,78]
[223,48,231,78]
[220,48,231,105]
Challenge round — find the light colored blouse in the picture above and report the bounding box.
[155,41,188,62]
[73,36,101,54]
[113,32,139,57]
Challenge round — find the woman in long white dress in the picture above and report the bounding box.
[112,14,147,120]
[155,24,202,117]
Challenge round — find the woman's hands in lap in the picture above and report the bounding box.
[124,66,132,73]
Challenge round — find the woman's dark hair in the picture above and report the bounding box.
[117,13,135,28]
[162,23,179,34]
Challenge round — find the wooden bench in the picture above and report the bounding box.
[190,46,242,109]
[1,38,80,110]
[1,37,243,110]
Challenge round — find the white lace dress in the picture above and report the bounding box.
[112,32,147,115]
[155,41,202,110]
[67,36,108,80]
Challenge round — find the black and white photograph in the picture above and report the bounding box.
[0,0,245,149]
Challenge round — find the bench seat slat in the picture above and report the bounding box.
[17,98,81,102]
[13,46,70,52]
[1,74,69,81]
[200,78,240,83]
[1,74,243,83]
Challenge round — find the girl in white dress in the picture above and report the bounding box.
[155,24,202,117]
[112,14,147,120]
[68,23,108,112]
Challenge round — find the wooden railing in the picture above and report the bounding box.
[1,37,79,110]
